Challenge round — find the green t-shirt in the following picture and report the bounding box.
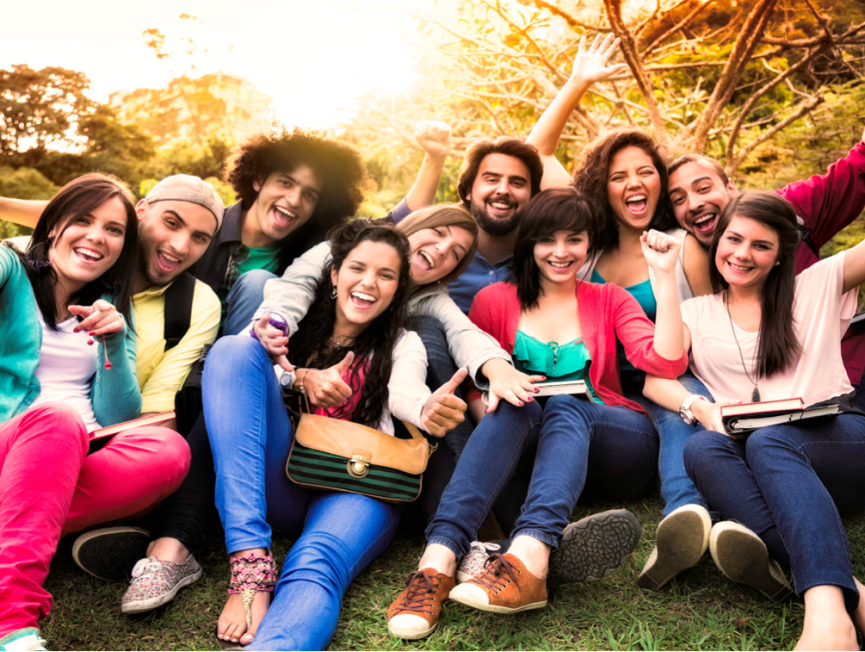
[217,243,283,326]
[512,330,603,403]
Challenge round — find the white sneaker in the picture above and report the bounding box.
[0,628,47,652]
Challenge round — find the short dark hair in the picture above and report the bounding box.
[572,129,675,250]
[511,187,595,309]
[225,126,370,236]
[708,190,801,377]
[457,137,543,208]
[22,173,138,331]
[668,154,729,186]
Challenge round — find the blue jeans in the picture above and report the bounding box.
[408,316,474,458]
[203,336,399,650]
[222,270,278,337]
[683,415,865,612]
[426,395,658,557]
[636,373,714,517]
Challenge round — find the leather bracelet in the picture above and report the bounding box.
[296,369,311,396]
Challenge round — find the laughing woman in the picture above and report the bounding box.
[204,219,467,650]
[644,191,865,650]
[0,174,189,652]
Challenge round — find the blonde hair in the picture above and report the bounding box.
[396,204,479,285]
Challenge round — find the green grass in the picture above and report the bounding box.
[40,497,865,651]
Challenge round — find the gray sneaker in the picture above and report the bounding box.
[548,509,642,589]
[121,555,204,614]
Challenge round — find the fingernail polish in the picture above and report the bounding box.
[527,397,534,402]
[89,332,96,337]
[519,401,525,406]
[87,339,94,345]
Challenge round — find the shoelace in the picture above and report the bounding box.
[130,556,160,579]
[467,541,502,555]
[473,553,522,593]
[397,570,438,614]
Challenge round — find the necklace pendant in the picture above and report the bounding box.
[751,386,761,403]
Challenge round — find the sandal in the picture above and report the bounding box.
[215,551,277,649]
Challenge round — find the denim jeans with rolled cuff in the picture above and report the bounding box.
[425,394,659,558]
[683,414,865,612]
[204,335,399,650]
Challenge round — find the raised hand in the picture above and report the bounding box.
[640,229,681,275]
[253,315,294,372]
[69,299,125,337]
[481,358,546,413]
[303,351,355,408]
[414,121,452,160]
[421,368,468,437]
[569,33,629,86]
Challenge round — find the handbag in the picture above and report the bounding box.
[285,396,436,503]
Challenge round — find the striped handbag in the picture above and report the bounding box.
[285,407,435,503]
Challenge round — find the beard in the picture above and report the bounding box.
[471,196,522,237]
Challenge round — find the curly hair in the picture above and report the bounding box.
[572,129,675,251]
[18,173,138,331]
[225,127,370,246]
[290,219,412,428]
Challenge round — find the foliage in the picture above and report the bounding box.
[345,0,865,180]
[0,166,55,239]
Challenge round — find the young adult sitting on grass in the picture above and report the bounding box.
[386,186,688,641]
[0,175,190,652]
[203,219,468,650]
[644,191,865,651]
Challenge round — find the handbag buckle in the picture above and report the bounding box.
[347,454,370,478]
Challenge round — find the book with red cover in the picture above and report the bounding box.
[90,411,175,439]
[721,399,840,434]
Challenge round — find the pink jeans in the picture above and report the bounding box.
[0,403,191,635]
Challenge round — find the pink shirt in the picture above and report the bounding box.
[681,252,858,407]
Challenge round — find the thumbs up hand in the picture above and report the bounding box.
[302,351,355,408]
[421,369,468,437]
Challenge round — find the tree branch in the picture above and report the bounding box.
[644,0,714,57]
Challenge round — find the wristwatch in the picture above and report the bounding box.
[678,394,706,425]
[279,369,297,396]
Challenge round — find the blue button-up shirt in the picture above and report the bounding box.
[448,252,514,314]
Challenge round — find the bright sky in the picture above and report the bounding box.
[0,0,439,128]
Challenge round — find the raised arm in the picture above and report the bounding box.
[640,230,685,361]
[0,197,47,230]
[404,121,451,212]
[527,34,628,190]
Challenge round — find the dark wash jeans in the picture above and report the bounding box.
[683,414,865,612]
[426,395,659,557]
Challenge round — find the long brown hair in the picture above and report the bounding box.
[708,191,801,377]
[396,204,479,286]
[23,174,138,330]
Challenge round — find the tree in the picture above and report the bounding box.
[347,0,865,180]
[0,65,93,157]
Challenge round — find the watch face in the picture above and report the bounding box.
[678,408,692,424]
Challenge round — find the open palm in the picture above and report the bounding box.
[570,33,629,84]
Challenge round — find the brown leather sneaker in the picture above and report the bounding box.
[448,553,548,614]
[387,568,456,640]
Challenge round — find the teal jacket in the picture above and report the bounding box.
[0,245,141,425]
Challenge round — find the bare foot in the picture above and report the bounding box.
[795,585,857,651]
[217,590,271,646]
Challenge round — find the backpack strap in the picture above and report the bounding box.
[163,272,197,351]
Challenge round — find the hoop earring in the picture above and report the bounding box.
[331,286,338,299]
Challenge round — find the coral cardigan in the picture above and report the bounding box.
[468,281,688,416]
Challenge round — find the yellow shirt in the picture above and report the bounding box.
[133,279,220,413]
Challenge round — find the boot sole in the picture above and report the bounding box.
[72,527,150,583]
[638,505,711,591]
[548,509,642,589]
[710,522,793,601]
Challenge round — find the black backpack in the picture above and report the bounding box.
[163,272,208,436]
